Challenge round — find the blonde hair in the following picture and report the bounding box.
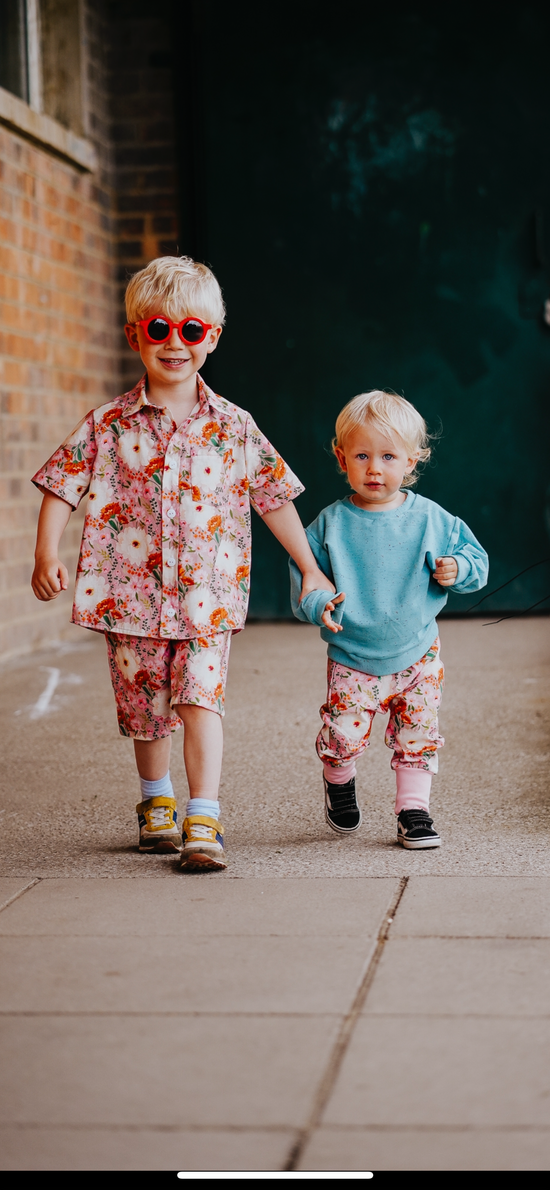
[332,390,431,488]
[125,256,226,326]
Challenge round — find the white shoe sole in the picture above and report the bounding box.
[324,803,363,835]
[397,834,441,849]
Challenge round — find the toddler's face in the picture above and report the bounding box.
[335,423,418,511]
[124,314,222,387]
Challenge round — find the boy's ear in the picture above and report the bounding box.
[125,324,141,353]
[335,446,348,472]
[404,452,420,474]
[206,325,223,354]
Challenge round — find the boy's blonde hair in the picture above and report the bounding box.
[125,256,226,326]
[333,390,431,488]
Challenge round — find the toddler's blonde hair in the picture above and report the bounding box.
[333,390,431,488]
[125,256,226,327]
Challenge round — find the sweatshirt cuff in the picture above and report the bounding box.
[299,589,345,626]
[453,554,472,586]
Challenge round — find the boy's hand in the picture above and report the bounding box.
[300,567,335,603]
[434,556,458,587]
[321,592,345,633]
[32,558,69,601]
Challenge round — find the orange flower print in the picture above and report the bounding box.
[237,478,249,494]
[207,515,222,536]
[146,551,162,572]
[98,407,124,431]
[201,421,220,441]
[209,607,228,629]
[100,502,121,523]
[214,683,224,701]
[197,636,209,648]
[145,457,164,476]
[63,457,86,475]
[191,485,201,501]
[236,565,249,582]
[96,597,120,619]
[273,455,286,480]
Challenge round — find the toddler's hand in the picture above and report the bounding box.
[31,558,69,601]
[433,556,458,587]
[321,592,345,633]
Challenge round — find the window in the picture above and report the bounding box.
[0,0,83,135]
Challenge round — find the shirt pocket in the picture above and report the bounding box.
[190,452,225,502]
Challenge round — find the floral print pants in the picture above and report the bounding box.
[105,631,232,740]
[317,638,444,774]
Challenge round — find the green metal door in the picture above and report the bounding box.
[177,1,550,616]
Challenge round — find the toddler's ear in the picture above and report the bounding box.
[124,324,141,353]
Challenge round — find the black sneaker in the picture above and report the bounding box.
[397,808,441,849]
[324,775,362,834]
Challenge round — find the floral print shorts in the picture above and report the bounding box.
[317,638,444,774]
[105,631,232,740]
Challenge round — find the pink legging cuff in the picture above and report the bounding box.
[395,767,431,814]
[322,760,357,785]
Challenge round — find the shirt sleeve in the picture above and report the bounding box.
[289,528,344,623]
[31,410,97,509]
[244,416,304,514]
[427,515,489,594]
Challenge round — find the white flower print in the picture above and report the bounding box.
[152,688,172,718]
[74,573,108,612]
[87,476,113,512]
[115,525,151,563]
[115,644,140,683]
[215,539,240,575]
[336,712,372,742]
[191,453,223,495]
[117,430,156,472]
[183,587,218,625]
[179,496,219,531]
[185,646,220,690]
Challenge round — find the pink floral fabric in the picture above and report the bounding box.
[32,375,304,639]
[317,638,444,774]
[105,630,232,739]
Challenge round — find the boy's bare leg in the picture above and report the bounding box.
[174,704,223,799]
[133,736,171,780]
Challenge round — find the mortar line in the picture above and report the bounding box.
[0,879,41,915]
[283,875,408,1173]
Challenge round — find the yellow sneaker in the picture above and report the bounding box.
[136,796,181,853]
[179,814,226,871]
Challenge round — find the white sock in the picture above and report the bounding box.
[139,772,174,801]
[186,798,220,819]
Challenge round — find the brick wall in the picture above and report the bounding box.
[108,1,179,392]
[0,2,180,662]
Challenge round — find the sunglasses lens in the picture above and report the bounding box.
[147,318,170,341]
[181,319,205,343]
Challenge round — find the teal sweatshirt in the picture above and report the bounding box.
[289,491,488,676]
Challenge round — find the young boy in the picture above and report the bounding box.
[290,389,488,849]
[31,255,332,871]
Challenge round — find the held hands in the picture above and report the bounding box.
[321,591,346,633]
[433,556,458,587]
[299,567,335,603]
[31,558,69,601]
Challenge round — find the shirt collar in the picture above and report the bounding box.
[123,373,223,419]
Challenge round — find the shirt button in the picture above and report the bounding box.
[166,555,176,566]
[167,508,176,520]
[167,607,177,618]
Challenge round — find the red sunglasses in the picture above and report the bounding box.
[136,315,213,345]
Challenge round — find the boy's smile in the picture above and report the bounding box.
[335,424,419,511]
[124,316,222,422]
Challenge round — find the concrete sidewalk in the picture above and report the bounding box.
[1,619,550,1170]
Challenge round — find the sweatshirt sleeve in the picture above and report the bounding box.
[428,515,489,594]
[289,527,345,624]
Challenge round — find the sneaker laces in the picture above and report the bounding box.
[148,804,172,828]
[188,822,214,839]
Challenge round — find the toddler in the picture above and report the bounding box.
[31,256,332,870]
[290,390,488,848]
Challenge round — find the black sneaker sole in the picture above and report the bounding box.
[397,833,441,850]
[324,803,363,835]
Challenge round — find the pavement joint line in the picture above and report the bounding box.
[283,875,409,1173]
[0,879,41,915]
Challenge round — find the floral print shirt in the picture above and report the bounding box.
[32,375,304,639]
